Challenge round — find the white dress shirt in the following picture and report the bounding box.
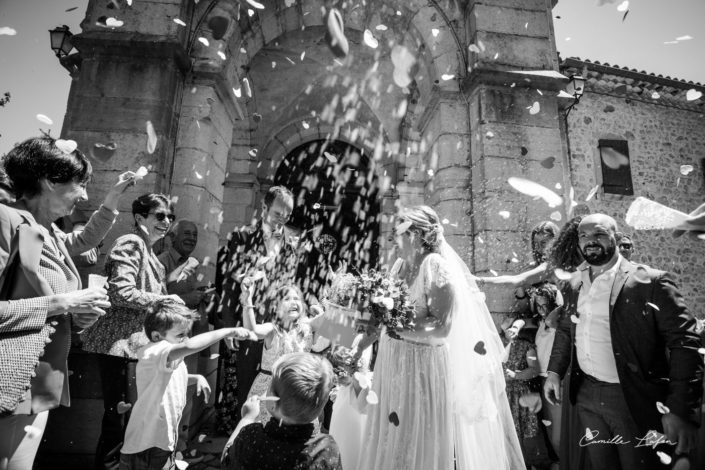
[575,255,623,383]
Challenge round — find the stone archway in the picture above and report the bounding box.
[272,139,381,300]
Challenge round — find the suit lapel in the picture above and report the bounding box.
[50,226,82,289]
[609,260,633,316]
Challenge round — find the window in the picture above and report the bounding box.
[598,140,634,195]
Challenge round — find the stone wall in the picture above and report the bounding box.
[565,77,705,318]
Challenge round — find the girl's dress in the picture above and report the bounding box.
[504,337,539,441]
[247,321,314,422]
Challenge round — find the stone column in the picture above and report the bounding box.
[464,0,567,315]
[62,0,191,255]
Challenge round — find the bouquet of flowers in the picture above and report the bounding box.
[357,269,416,336]
[327,271,359,307]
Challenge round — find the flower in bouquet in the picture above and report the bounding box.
[327,270,360,307]
[326,344,362,385]
[357,269,415,335]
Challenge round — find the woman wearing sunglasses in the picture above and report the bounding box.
[81,193,184,469]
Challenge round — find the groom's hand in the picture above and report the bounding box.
[543,371,562,406]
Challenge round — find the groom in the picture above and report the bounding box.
[215,186,299,432]
[544,213,702,470]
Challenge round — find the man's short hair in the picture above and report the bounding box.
[144,298,199,340]
[271,352,333,424]
[263,186,294,209]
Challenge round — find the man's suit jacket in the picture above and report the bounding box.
[216,221,298,329]
[547,259,703,433]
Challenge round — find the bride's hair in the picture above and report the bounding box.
[399,205,444,252]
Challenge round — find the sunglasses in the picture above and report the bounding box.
[148,211,176,222]
[619,244,633,249]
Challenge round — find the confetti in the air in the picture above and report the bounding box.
[146,121,157,154]
[616,1,629,12]
[217,51,226,60]
[173,18,186,26]
[363,29,378,49]
[686,89,702,101]
[248,149,258,158]
[680,164,694,175]
[174,460,189,470]
[233,87,241,98]
[600,147,629,169]
[656,401,670,414]
[36,114,53,125]
[324,151,337,163]
[198,37,209,47]
[246,0,265,8]
[0,27,17,36]
[498,211,510,219]
[657,451,672,465]
[135,166,149,179]
[585,427,595,440]
[585,185,600,201]
[675,35,693,41]
[468,44,480,53]
[105,18,124,27]
[441,74,455,81]
[646,302,660,311]
[651,91,660,99]
[55,139,78,154]
[570,315,580,324]
[528,101,540,114]
[507,177,563,208]
[431,28,439,37]
[489,269,498,276]
[24,425,42,439]
[366,390,379,405]
[542,420,552,427]
[550,211,562,222]
[376,24,388,31]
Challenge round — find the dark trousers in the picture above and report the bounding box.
[575,374,664,470]
[216,340,263,434]
[95,354,137,470]
[119,448,174,470]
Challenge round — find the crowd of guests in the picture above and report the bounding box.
[0,135,704,470]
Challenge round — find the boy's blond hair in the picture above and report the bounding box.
[271,353,334,424]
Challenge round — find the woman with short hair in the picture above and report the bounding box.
[0,136,135,469]
[81,192,183,469]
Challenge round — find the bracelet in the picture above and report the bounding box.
[243,304,254,309]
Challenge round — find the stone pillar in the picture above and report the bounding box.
[464,0,567,315]
[62,0,191,256]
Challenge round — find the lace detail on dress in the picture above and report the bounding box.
[424,253,452,292]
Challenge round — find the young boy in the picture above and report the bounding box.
[119,299,256,470]
[221,352,342,470]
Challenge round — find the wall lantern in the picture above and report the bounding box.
[49,25,74,58]
[565,75,586,116]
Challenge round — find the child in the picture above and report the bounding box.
[241,280,325,422]
[221,352,342,470]
[119,299,256,470]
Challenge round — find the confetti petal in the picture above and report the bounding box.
[585,185,600,202]
[498,210,510,219]
[528,101,540,114]
[135,166,149,179]
[366,390,379,405]
[625,197,690,230]
[173,18,186,26]
[441,74,455,81]
[197,433,207,443]
[246,0,265,8]
[117,401,132,414]
[375,24,388,31]
[656,451,672,465]
[209,353,220,360]
[686,89,702,101]
[550,211,562,222]
[36,114,53,125]
[324,151,337,163]
[507,177,563,208]
[0,27,17,36]
[146,121,157,154]
[217,51,226,60]
[198,37,209,47]
[542,419,552,427]
[105,17,124,27]
[325,8,349,58]
[656,401,670,414]
[55,139,77,154]
[554,269,573,281]
[570,314,580,324]
[175,460,189,470]
[473,341,487,355]
[675,35,693,41]
[616,1,629,12]
[431,28,440,37]
[585,427,595,440]
[24,425,42,439]
[646,302,660,311]
[388,411,400,426]
[651,91,660,99]
[363,29,378,49]
[680,164,694,175]
[698,348,705,356]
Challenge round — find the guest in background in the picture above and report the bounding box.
[615,233,634,261]
[81,193,183,470]
[0,167,15,204]
[0,136,134,470]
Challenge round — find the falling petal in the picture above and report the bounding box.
[498,210,510,219]
[507,177,563,208]
[209,353,220,360]
[354,372,372,389]
[248,149,258,157]
[686,89,702,101]
[174,460,189,470]
[363,29,378,48]
[570,315,580,324]
[625,197,690,230]
[324,151,337,163]
[585,427,595,440]
[217,51,226,60]
[198,37,209,47]
[198,433,207,443]
[376,24,388,31]
[616,1,629,12]
[24,425,42,439]
[485,131,494,138]
[675,35,693,41]
[442,218,449,224]
[246,0,265,8]
[468,44,480,53]
[656,401,670,414]
[105,18,124,27]
[366,390,379,405]
[36,114,53,125]
[194,171,202,179]
[300,51,305,61]
[585,185,600,201]
[646,302,660,311]
[542,420,552,427]
[680,165,694,176]
[55,139,78,154]
[233,87,241,98]
[698,348,705,356]
[489,269,498,276]
[540,157,555,169]
[441,74,455,81]
[550,211,562,222]
[243,78,252,97]
[554,269,572,281]
[173,18,186,26]
[0,27,17,36]
[528,101,540,114]
[135,166,148,179]
[651,91,660,99]
[431,28,439,37]
[657,452,672,465]
[302,121,309,129]
[146,121,157,154]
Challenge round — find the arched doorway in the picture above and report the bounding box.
[274,140,381,301]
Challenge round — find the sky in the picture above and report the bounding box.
[0,0,703,156]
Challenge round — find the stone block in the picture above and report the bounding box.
[480,88,559,128]
[433,51,462,92]
[172,150,225,190]
[421,99,468,140]
[468,4,550,38]
[82,0,183,39]
[467,0,549,12]
[77,57,181,101]
[430,133,472,169]
[301,0,324,27]
[477,122,563,162]
[69,96,174,134]
[471,155,522,193]
[472,230,529,273]
[472,195,528,232]
[170,185,222,232]
[470,31,555,70]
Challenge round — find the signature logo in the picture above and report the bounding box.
[579,429,677,448]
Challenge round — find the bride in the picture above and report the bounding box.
[354,205,524,470]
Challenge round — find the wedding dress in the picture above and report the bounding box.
[357,239,524,470]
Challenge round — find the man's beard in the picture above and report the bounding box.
[580,243,616,266]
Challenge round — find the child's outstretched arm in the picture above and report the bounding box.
[240,277,275,339]
[168,327,256,363]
